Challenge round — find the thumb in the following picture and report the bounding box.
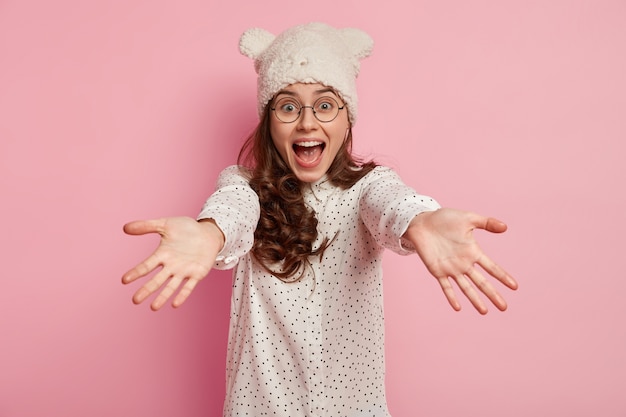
[123,219,166,236]
[481,216,508,233]
[469,213,508,233]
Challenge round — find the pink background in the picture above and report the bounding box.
[1,0,625,416]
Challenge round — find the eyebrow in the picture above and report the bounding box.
[274,87,338,99]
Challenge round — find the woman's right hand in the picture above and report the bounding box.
[121,217,225,311]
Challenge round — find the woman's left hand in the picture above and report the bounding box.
[403,208,518,314]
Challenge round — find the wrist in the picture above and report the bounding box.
[198,218,226,251]
[404,210,436,236]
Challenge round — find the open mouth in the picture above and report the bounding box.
[293,141,325,164]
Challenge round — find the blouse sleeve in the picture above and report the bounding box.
[196,165,260,270]
[358,166,441,255]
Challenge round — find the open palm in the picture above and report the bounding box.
[121,217,224,311]
[404,208,518,314]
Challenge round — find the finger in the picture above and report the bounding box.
[466,268,507,311]
[121,254,162,284]
[123,218,167,236]
[437,276,462,312]
[172,278,201,308]
[151,275,185,311]
[477,256,519,290]
[452,274,489,315]
[132,268,171,305]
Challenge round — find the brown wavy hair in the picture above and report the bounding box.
[238,105,377,282]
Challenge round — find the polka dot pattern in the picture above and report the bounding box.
[198,165,440,417]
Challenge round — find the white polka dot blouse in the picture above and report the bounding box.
[198,165,440,417]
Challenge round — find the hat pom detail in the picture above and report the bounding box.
[340,28,374,60]
[239,28,275,59]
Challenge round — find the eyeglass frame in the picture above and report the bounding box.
[270,95,346,123]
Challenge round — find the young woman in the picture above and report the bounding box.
[122,22,518,417]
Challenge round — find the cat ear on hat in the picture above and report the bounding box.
[340,28,374,60]
[239,27,275,59]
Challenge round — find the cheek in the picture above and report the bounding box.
[328,130,348,158]
[334,122,350,143]
[269,121,289,147]
[335,115,350,139]
[269,128,289,162]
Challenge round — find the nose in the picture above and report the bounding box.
[296,106,318,130]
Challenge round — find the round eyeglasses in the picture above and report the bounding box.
[271,96,345,123]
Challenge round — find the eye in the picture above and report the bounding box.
[275,97,300,114]
[281,103,297,113]
[315,98,336,113]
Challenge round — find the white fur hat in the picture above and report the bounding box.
[239,22,374,124]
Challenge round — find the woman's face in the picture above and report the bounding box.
[269,83,350,183]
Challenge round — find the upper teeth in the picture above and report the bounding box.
[296,141,322,147]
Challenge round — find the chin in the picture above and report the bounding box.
[295,173,324,183]
[292,167,327,183]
